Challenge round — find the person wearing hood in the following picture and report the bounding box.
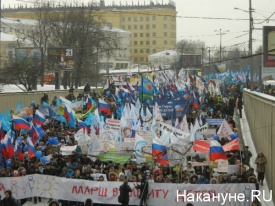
[248,176,259,190]
[135,175,149,206]
[118,180,132,206]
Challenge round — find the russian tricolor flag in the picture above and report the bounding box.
[209,140,227,161]
[78,119,90,132]
[15,137,24,161]
[30,124,40,145]
[86,96,93,109]
[98,99,111,115]
[64,105,72,122]
[152,138,169,165]
[0,130,15,160]
[13,116,30,130]
[33,110,46,125]
[0,124,5,140]
[27,137,36,158]
[192,92,199,109]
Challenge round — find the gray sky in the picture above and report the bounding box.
[2,0,275,52]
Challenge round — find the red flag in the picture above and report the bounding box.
[222,138,240,152]
[193,139,210,153]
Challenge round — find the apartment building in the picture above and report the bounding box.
[2,1,177,64]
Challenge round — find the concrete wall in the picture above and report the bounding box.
[243,89,275,201]
[0,89,83,114]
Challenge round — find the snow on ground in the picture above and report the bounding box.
[0,84,99,93]
[240,110,274,206]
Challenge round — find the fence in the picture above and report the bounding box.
[0,89,84,114]
[243,89,275,202]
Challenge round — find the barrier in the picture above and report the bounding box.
[0,174,256,206]
[243,89,275,202]
[0,89,84,114]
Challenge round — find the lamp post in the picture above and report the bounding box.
[214,29,230,61]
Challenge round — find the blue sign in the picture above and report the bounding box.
[205,118,224,125]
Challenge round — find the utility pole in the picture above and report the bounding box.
[215,29,229,62]
[249,0,254,88]
[208,48,211,71]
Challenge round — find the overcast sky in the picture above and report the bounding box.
[2,0,275,52]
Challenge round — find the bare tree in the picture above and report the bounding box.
[2,61,41,91]
[45,5,120,88]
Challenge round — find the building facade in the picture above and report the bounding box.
[2,1,177,65]
[95,3,177,64]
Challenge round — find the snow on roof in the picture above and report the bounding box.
[101,26,130,33]
[148,50,179,57]
[0,32,18,41]
[1,18,37,26]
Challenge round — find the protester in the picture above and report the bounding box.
[0,70,259,205]
[236,94,243,118]
[2,190,17,206]
[118,180,132,206]
[254,152,267,186]
[84,198,93,206]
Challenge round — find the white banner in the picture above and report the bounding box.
[60,145,77,155]
[0,175,256,206]
[159,122,190,142]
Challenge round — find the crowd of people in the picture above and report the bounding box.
[0,77,267,206]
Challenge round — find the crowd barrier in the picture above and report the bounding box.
[243,89,275,202]
[0,174,257,206]
[0,89,85,114]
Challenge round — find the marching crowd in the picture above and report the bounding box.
[0,81,267,206]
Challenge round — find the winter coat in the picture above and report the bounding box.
[119,183,132,203]
[2,197,17,206]
[254,156,267,173]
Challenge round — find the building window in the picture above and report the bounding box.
[134,57,138,62]
[134,33,137,37]
[146,25,150,29]
[134,17,137,22]
[152,16,156,21]
[140,17,143,21]
[128,17,131,21]
[140,41,143,45]
[121,17,125,22]
[164,32,167,37]
[164,40,167,45]
[128,25,132,30]
[140,25,144,29]
[163,16,167,20]
[152,24,156,29]
[134,49,138,53]
[152,40,156,45]
[146,33,150,37]
[153,49,156,53]
[140,33,144,37]
[140,57,144,62]
[122,25,125,30]
[146,41,150,45]
[152,32,156,37]
[146,16,149,21]
[134,41,138,45]
[163,24,167,29]
[134,25,137,29]
[146,49,150,53]
[140,49,144,53]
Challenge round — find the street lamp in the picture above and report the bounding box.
[214,29,230,61]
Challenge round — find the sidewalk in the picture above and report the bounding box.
[240,109,274,206]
